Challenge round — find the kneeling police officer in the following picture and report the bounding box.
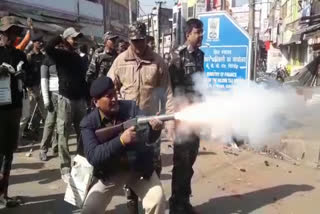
[80,76,166,214]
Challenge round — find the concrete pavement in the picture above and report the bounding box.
[1,136,320,214]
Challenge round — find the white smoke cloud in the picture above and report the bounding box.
[174,74,320,148]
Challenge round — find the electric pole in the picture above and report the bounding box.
[128,0,133,25]
[155,1,165,54]
[248,0,255,37]
[248,0,255,80]
[221,0,226,10]
[137,0,139,18]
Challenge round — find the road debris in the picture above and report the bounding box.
[224,150,239,156]
[25,148,33,157]
[240,168,246,172]
[264,160,270,166]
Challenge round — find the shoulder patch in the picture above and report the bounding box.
[177,44,187,53]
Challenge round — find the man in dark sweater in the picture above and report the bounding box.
[80,76,165,214]
[45,27,88,182]
[19,34,46,141]
[0,16,30,208]
[26,34,45,118]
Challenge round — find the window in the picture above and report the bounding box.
[111,2,118,20]
[233,0,249,7]
[188,6,194,18]
[281,2,288,19]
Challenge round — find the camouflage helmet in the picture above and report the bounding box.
[104,31,118,42]
[128,22,147,40]
[0,16,25,32]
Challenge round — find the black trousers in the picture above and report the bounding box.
[0,108,21,196]
[170,134,200,207]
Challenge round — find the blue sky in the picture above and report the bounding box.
[139,0,175,15]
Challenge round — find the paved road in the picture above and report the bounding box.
[2,137,320,214]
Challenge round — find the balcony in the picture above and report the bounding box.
[0,0,103,24]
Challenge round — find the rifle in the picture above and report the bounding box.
[95,114,175,143]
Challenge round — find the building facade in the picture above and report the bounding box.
[0,0,138,41]
[265,0,316,74]
[0,0,104,38]
[138,7,173,56]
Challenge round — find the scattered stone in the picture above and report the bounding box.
[233,194,242,199]
[288,170,292,173]
[222,187,225,191]
[224,150,239,156]
[203,147,207,151]
[276,165,279,167]
[25,148,33,157]
[240,168,246,172]
[264,160,270,167]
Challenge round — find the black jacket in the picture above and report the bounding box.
[45,36,88,100]
[80,100,161,178]
[0,46,30,110]
[169,44,204,95]
[27,51,45,87]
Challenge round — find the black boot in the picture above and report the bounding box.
[0,195,22,209]
[124,185,139,214]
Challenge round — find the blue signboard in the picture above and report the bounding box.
[199,12,251,89]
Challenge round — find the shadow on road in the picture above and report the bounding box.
[16,144,40,153]
[198,151,217,156]
[195,184,314,214]
[161,151,216,169]
[10,169,61,185]
[12,162,45,170]
[160,173,172,180]
[0,193,78,214]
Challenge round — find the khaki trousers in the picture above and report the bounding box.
[56,95,87,175]
[81,171,166,214]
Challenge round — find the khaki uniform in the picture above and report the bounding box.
[108,46,174,115]
[108,22,172,214]
[108,46,174,174]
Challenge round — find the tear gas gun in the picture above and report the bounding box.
[95,114,175,143]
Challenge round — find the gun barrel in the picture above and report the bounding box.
[137,114,176,124]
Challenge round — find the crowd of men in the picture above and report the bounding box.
[0,15,204,214]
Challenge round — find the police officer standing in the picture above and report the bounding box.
[0,16,30,208]
[86,31,118,85]
[168,18,204,214]
[108,22,174,214]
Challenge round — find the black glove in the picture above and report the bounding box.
[0,65,10,77]
[45,101,54,112]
